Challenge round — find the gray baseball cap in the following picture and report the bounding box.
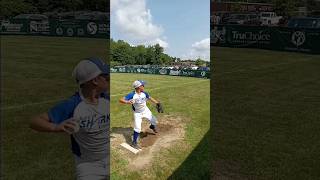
[72,57,109,85]
[132,80,146,88]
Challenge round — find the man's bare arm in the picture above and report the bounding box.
[30,113,77,134]
[119,97,134,104]
[149,97,159,104]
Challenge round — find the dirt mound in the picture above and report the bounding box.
[111,115,186,170]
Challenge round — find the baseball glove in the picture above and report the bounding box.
[156,103,164,113]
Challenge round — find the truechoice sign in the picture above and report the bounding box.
[212,25,320,54]
[232,31,271,41]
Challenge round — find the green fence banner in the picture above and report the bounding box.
[211,25,320,54]
[1,19,29,34]
[1,19,109,38]
[111,67,210,79]
[50,19,108,38]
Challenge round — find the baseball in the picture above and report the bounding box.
[73,120,80,133]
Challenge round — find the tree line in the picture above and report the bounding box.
[110,39,208,66]
[1,0,108,18]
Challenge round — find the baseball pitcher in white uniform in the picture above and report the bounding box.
[119,80,159,149]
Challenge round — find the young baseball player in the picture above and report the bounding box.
[119,80,160,149]
[30,58,110,180]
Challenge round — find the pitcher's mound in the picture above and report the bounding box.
[111,115,186,170]
[140,123,174,147]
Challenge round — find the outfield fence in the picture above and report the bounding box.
[211,25,320,54]
[1,18,109,38]
[111,67,210,79]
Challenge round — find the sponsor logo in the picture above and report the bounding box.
[87,22,98,35]
[67,28,74,36]
[232,31,271,41]
[77,28,84,36]
[181,71,195,76]
[139,68,147,73]
[159,69,167,75]
[1,22,23,32]
[291,31,305,47]
[169,70,180,76]
[147,69,155,74]
[211,26,226,44]
[98,24,108,33]
[29,21,49,32]
[110,68,118,73]
[56,27,63,35]
[118,67,126,72]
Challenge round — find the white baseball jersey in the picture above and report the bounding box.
[124,91,150,113]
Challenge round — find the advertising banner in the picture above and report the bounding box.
[111,67,210,79]
[211,25,320,54]
[1,19,109,38]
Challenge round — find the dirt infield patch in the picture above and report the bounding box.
[111,115,186,170]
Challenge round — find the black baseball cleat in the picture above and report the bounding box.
[149,125,158,133]
[131,142,141,150]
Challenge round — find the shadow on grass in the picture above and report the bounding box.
[168,130,213,180]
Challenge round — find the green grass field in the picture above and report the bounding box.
[1,36,211,179]
[212,47,320,179]
[110,73,210,179]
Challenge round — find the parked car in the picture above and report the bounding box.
[76,11,109,21]
[13,14,48,21]
[287,17,320,29]
[243,14,262,26]
[226,14,258,25]
[260,12,282,26]
[226,14,247,24]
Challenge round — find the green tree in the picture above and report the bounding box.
[272,0,299,16]
[153,44,163,65]
[1,0,36,18]
[195,58,207,67]
[145,46,155,65]
[110,39,175,65]
[134,45,147,65]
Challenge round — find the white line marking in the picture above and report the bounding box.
[1,98,63,110]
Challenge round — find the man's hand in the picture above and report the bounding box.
[55,118,79,134]
[127,99,135,104]
[30,114,79,134]
[119,97,134,104]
